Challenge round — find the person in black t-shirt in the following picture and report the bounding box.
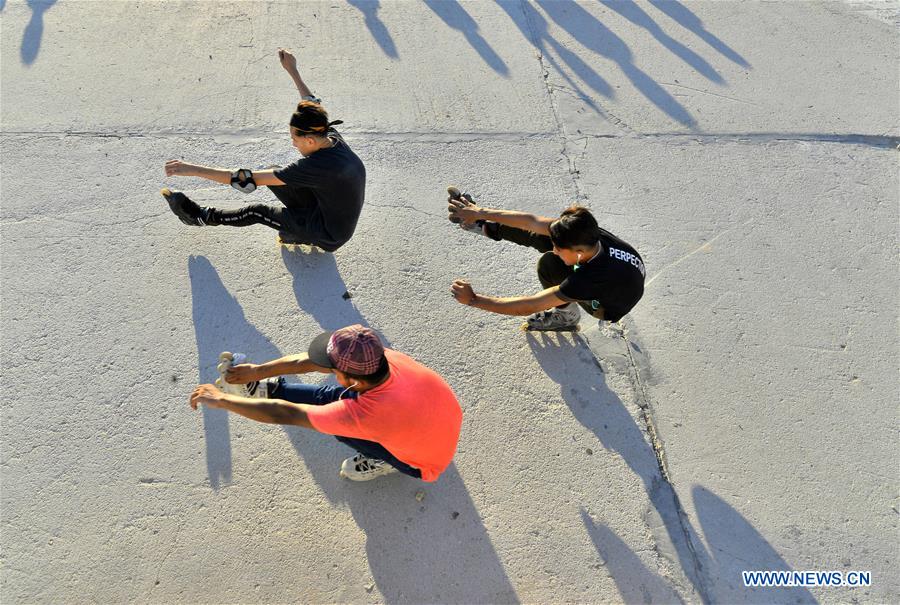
[448,192,645,330]
[161,49,366,252]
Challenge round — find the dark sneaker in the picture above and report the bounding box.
[161,188,212,226]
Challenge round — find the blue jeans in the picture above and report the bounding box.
[269,379,422,479]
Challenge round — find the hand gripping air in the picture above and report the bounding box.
[230,169,257,194]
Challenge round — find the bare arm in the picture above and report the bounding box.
[190,385,316,430]
[448,198,553,236]
[225,352,331,384]
[451,281,568,316]
[278,48,314,99]
[164,161,285,186]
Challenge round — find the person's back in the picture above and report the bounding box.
[273,128,366,250]
[341,349,462,481]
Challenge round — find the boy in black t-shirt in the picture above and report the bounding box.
[161,49,366,252]
[448,191,645,330]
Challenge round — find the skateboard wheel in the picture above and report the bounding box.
[215,378,223,387]
[216,362,228,374]
[219,351,233,362]
[160,187,172,197]
[447,186,461,200]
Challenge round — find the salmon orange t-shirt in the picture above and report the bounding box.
[306,350,462,482]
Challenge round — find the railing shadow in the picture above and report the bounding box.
[348,0,399,59]
[495,0,613,116]
[534,0,695,127]
[649,0,751,68]
[21,0,57,66]
[599,0,724,84]
[423,0,509,77]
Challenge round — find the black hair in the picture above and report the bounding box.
[548,205,601,249]
[289,100,331,136]
[342,355,390,384]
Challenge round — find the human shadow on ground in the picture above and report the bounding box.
[20,0,56,66]
[527,332,704,595]
[529,333,815,604]
[648,0,751,69]
[495,0,613,116]
[691,485,817,604]
[423,0,509,77]
[278,250,516,601]
[534,0,695,127]
[598,0,724,84]
[348,0,398,59]
[580,508,685,604]
[580,487,817,604]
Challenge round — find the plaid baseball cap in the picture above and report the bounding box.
[308,324,385,375]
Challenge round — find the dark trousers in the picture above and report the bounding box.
[492,224,602,318]
[206,185,336,250]
[268,380,422,479]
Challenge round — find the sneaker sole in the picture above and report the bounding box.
[521,322,581,332]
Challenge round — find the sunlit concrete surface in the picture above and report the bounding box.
[2,1,897,603]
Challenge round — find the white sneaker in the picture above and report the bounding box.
[339,454,399,481]
[215,352,270,398]
[524,304,582,331]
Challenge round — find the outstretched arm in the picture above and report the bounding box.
[225,352,331,384]
[164,161,285,186]
[278,48,315,100]
[190,384,316,430]
[450,280,568,316]
[448,198,554,236]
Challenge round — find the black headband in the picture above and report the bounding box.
[290,117,344,134]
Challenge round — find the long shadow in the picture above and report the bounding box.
[528,332,706,599]
[348,0,398,59]
[495,0,613,116]
[692,485,816,604]
[599,0,724,84]
[580,508,685,604]
[423,0,509,77]
[190,256,268,489]
[279,251,517,601]
[21,0,56,66]
[340,464,519,603]
[187,253,516,600]
[649,0,751,69]
[532,333,816,604]
[535,0,696,127]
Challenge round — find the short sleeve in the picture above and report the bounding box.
[306,399,371,440]
[274,156,326,188]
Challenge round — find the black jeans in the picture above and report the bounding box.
[491,224,603,319]
[268,379,422,479]
[206,185,337,251]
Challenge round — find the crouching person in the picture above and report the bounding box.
[189,325,462,482]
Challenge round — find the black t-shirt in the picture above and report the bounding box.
[274,129,366,249]
[557,227,646,322]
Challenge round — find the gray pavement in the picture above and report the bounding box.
[1,1,897,604]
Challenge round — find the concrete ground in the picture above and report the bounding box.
[1,1,897,603]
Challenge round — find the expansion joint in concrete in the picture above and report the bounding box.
[621,331,712,604]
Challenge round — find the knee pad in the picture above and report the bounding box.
[230,169,257,194]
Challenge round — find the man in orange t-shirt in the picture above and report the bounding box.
[189,325,462,482]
